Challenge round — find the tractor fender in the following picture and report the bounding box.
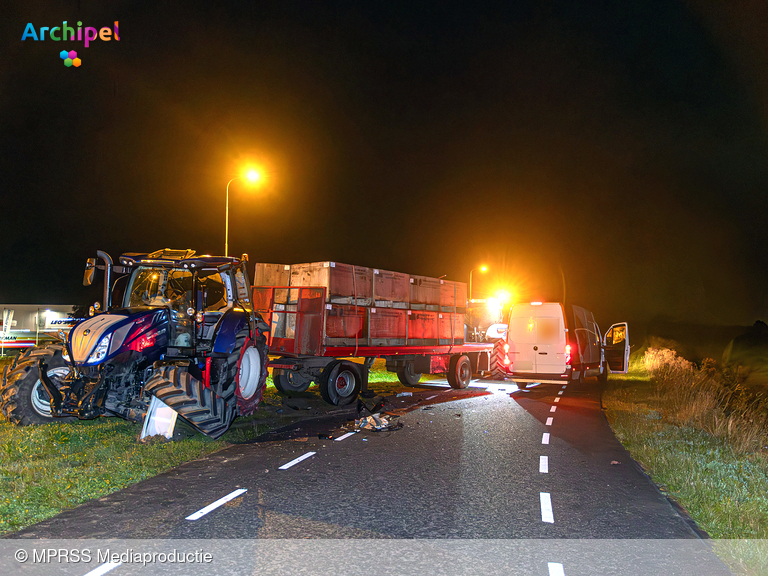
[212,309,249,355]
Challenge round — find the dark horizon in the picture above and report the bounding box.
[3,0,768,330]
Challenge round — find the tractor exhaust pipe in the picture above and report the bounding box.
[97,250,113,311]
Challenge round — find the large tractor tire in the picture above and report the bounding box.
[145,366,235,439]
[489,340,508,380]
[0,344,75,425]
[320,361,361,405]
[229,329,269,416]
[396,362,422,387]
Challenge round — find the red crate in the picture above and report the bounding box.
[370,308,407,341]
[440,280,467,310]
[438,313,465,343]
[407,310,439,343]
[325,305,365,339]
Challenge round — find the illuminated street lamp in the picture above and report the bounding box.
[225,168,263,257]
[469,265,488,301]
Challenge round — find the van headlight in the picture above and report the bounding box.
[86,333,112,364]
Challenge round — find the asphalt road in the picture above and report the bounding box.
[6,378,733,575]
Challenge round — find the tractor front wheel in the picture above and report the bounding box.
[144,366,235,439]
[0,344,74,425]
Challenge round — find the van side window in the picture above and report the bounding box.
[611,325,626,345]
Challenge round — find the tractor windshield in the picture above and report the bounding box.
[124,267,194,312]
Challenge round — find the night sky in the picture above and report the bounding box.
[3,0,768,328]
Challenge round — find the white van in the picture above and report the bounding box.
[497,302,629,387]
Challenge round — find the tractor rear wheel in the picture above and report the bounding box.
[0,344,75,425]
[144,366,235,439]
[489,340,508,380]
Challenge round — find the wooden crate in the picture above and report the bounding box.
[406,310,439,345]
[253,263,291,286]
[373,268,410,308]
[438,313,465,344]
[440,280,468,312]
[324,304,366,346]
[290,262,373,305]
[409,275,441,309]
[369,308,407,345]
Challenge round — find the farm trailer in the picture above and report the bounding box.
[252,262,494,405]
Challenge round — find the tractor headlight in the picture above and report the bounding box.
[86,333,112,364]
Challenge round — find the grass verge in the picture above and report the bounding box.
[604,350,768,574]
[0,357,414,535]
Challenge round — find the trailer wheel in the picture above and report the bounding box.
[273,368,312,393]
[396,362,422,386]
[447,354,472,389]
[320,361,361,405]
[1,344,75,425]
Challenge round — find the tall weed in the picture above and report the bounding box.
[644,348,768,455]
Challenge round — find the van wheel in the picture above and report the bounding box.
[447,355,472,389]
[598,366,608,384]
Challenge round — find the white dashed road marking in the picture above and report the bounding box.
[542,432,550,444]
[550,406,557,412]
[186,488,247,521]
[540,492,554,523]
[426,395,438,400]
[558,390,564,395]
[334,432,356,442]
[548,562,565,576]
[546,417,553,426]
[83,563,122,576]
[279,451,317,470]
[561,385,567,389]
[554,397,560,402]
[540,455,549,473]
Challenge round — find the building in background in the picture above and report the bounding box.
[1,305,79,355]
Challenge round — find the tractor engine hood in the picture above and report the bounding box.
[68,308,169,366]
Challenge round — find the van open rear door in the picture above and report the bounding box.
[603,323,629,373]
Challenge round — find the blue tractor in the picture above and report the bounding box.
[0,249,270,439]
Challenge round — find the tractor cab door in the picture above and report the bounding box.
[603,323,629,374]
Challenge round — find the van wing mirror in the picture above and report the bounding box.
[83,258,97,286]
[604,322,629,374]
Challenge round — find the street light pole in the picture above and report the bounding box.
[224,176,239,258]
[469,265,488,301]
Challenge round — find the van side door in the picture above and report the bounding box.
[603,323,629,373]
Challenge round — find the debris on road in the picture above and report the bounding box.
[355,414,404,432]
[396,392,413,397]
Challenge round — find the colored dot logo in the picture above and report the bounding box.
[59,49,81,67]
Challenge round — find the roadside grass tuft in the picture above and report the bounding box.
[605,348,768,573]
[0,415,227,534]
